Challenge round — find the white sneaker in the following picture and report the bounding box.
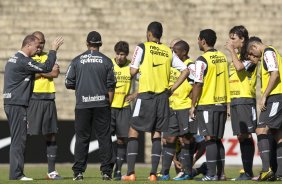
[47,171,63,180]
[19,176,33,181]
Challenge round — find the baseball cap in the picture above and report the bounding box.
[86,31,102,44]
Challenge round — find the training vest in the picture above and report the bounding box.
[32,52,56,93]
[138,42,172,93]
[111,59,131,108]
[198,50,230,105]
[261,46,282,96]
[169,58,193,110]
[229,55,257,99]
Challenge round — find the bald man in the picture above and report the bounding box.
[169,38,181,49]
[26,31,62,180]
[159,40,196,181]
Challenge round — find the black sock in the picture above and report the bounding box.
[181,143,195,175]
[216,140,225,176]
[179,150,185,170]
[276,142,282,176]
[240,138,254,176]
[192,168,198,177]
[269,135,277,173]
[46,141,57,173]
[205,139,217,176]
[161,142,176,175]
[150,138,162,175]
[115,143,126,173]
[257,134,271,172]
[127,137,138,175]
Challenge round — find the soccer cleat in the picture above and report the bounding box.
[113,171,122,180]
[157,174,170,180]
[257,168,275,181]
[148,172,161,180]
[201,175,217,181]
[19,176,33,181]
[215,174,227,181]
[173,171,184,179]
[102,173,112,180]
[173,173,193,180]
[156,172,162,177]
[73,172,83,181]
[252,176,259,181]
[46,171,63,180]
[231,173,252,181]
[276,176,282,181]
[149,174,157,182]
[121,174,136,181]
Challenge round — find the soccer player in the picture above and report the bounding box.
[247,37,282,181]
[225,26,257,180]
[111,41,136,180]
[26,31,62,180]
[158,40,196,181]
[121,21,189,181]
[190,29,230,181]
[3,35,63,180]
[65,31,116,181]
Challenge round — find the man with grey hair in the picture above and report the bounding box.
[3,35,63,180]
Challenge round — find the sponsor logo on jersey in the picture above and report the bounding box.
[115,85,125,89]
[216,71,224,77]
[28,62,43,71]
[210,55,226,64]
[214,96,227,102]
[229,72,235,78]
[80,55,103,64]
[131,47,140,65]
[230,91,240,95]
[82,95,105,102]
[149,45,169,57]
[3,93,11,99]
[7,56,17,63]
[152,63,164,67]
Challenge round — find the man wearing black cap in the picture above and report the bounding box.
[65,31,116,181]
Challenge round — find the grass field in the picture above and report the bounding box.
[0,164,274,183]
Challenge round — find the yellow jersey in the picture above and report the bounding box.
[111,59,132,108]
[32,52,56,93]
[229,55,257,99]
[169,58,193,109]
[197,50,230,105]
[261,46,282,96]
[138,42,172,93]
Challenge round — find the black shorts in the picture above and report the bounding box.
[258,95,282,129]
[197,105,227,138]
[27,99,58,135]
[163,108,197,137]
[111,106,131,137]
[231,104,257,135]
[130,91,170,132]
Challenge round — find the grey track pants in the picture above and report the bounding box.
[4,105,27,180]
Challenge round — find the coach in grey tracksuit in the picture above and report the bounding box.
[3,35,63,180]
[65,31,116,180]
